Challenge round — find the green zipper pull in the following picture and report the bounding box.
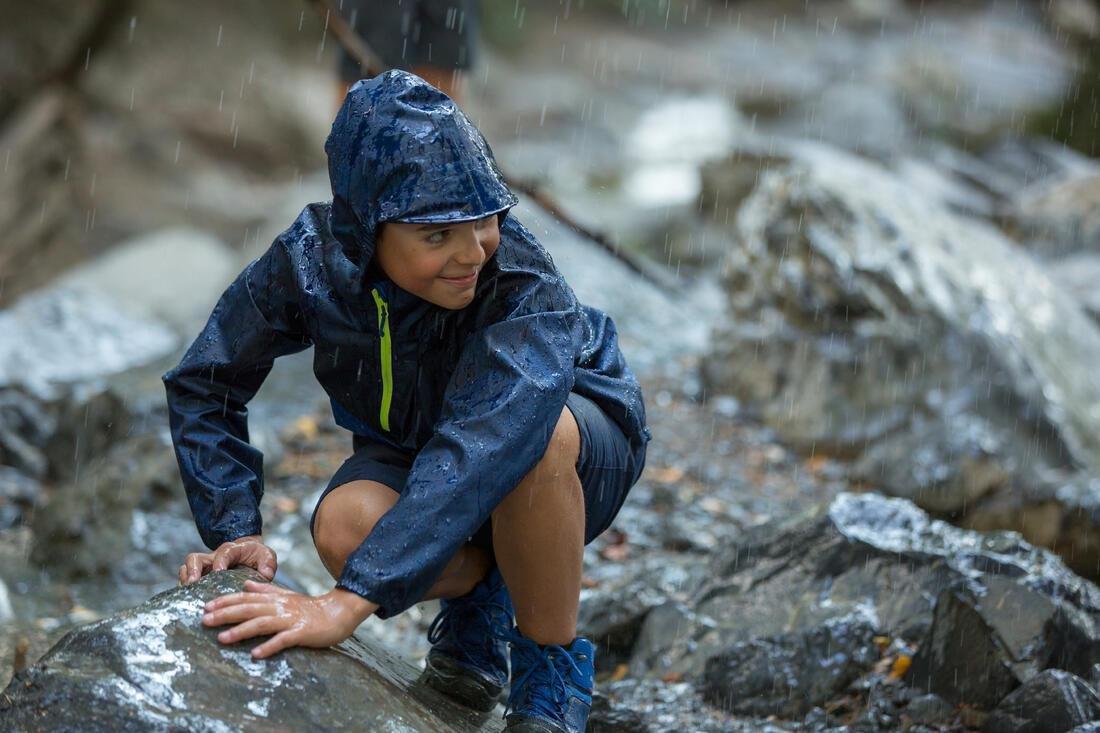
[371,287,393,432]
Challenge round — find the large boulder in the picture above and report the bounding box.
[628,493,1100,719]
[0,1,332,307]
[701,146,1100,575]
[983,669,1100,733]
[0,569,504,732]
[1048,254,1100,326]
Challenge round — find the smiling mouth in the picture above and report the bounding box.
[439,271,478,286]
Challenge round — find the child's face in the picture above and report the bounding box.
[375,214,501,309]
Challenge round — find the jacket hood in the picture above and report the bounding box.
[325,70,518,289]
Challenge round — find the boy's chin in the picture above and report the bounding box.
[424,288,476,310]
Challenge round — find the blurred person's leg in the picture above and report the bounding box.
[335,0,478,108]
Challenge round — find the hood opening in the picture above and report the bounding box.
[325,70,518,287]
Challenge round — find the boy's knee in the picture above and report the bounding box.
[313,480,397,577]
[542,404,580,468]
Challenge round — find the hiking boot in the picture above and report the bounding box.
[503,630,595,733]
[420,565,513,712]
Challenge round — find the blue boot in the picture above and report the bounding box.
[421,565,514,711]
[504,630,595,733]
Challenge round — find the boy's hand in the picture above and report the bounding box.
[201,580,379,658]
[178,535,277,586]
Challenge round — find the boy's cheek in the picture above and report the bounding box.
[484,238,500,260]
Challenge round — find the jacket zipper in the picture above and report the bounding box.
[370,287,393,432]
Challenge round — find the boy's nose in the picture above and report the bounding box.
[455,228,487,266]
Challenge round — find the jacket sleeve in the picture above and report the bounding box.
[335,271,581,617]
[161,239,312,550]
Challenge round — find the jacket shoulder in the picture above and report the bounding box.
[494,214,558,274]
[272,202,334,261]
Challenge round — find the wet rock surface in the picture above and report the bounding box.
[0,569,504,732]
[983,669,1100,733]
[619,492,1100,728]
[702,610,879,718]
[702,144,1100,577]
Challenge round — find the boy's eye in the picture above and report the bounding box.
[426,229,450,244]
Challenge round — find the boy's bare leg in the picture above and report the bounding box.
[313,481,492,601]
[491,407,585,646]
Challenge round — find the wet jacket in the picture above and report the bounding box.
[162,71,649,618]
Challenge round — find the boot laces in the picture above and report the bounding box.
[427,596,512,664]
[505,631,587,723]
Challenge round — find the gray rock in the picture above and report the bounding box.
[0,384,131,483]
[1049,254,1100,326]
[910,583,1049,708]
[0,286,177,397]
[630,493,1100,716]
[0,466,39,529]
[0,388,55,477]
[983,669,1100,732]
[702,610,879,718]
[0,569,503,732]
[30,432,177,579]
[589,679,751,733]
[905,693,954,726]
[577,552,707,672]
[1047,0,1100,40]
[702,146,1100,575]
[55,227,239,335]
[588,691,652,733]
[882,6,1073,144]
[1014,174,1100,258]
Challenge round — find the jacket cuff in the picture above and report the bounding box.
[201,517,263,550]
[335,575,394,620]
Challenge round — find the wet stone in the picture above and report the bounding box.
[910,584,1046,709]
[983,669,1100,733]
[630,493,1100,723]
[702,610,880,718]
[701,146,1100,577]
[577,551,706,673]
[0,569,503,732]
[0,466,39,530]
[587,691,651,733]
[30,432,177,579]
[904,693,955,726]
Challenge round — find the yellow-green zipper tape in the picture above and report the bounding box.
[370,288,393,432]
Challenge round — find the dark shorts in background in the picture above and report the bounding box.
[310,392,647,552]
[337,0,479,82]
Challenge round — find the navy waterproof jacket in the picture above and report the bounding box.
[162,71,649,618]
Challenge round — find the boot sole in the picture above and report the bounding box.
[418,653,503,712]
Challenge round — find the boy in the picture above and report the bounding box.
[165,71,649,733]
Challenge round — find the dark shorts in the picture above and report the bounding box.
[337,0,479,82]
[310,392,646,552]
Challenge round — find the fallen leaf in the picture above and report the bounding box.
[610,664,630,682]
[273,496,300,514]
[890,654,912,680]
[285,415,320,443]
[600,544,631,563]
[649,466,685,484]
